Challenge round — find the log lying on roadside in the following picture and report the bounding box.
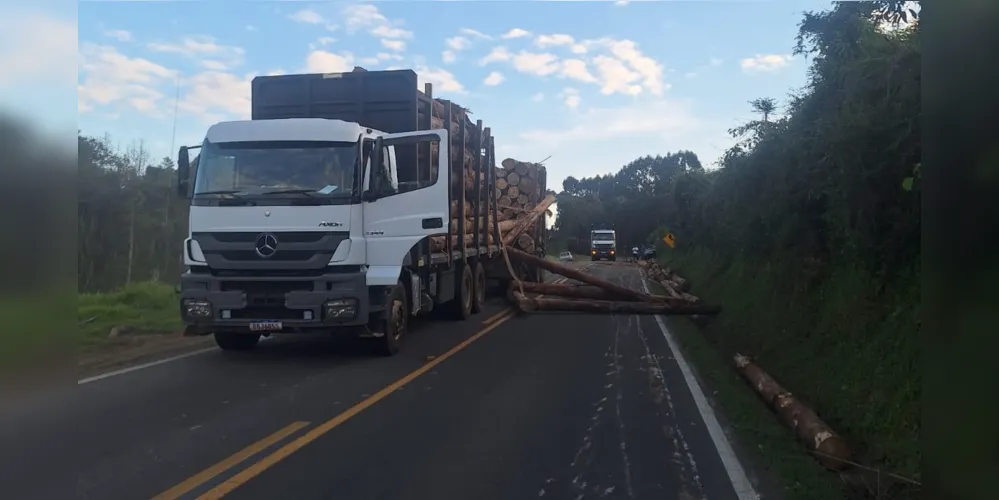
[733,353,852,471]
[512,292,721,316]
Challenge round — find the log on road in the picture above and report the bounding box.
[506,248,662,304]
[734,354,852,471]
[512,292,722,316]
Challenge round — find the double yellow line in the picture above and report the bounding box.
[153,308,515,500]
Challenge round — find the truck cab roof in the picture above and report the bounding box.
[205,118,378,144]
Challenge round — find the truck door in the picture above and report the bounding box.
[362,129,449,286]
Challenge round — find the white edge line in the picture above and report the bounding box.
[640,269,760,500]
[77,347,216,385]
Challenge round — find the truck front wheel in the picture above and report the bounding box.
[214,331,260,351]
[372,281,407,356]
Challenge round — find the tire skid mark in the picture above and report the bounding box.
[627,270,707,500]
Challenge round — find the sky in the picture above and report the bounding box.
[71,0,834,217]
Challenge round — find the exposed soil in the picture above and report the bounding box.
[78,334,214,379]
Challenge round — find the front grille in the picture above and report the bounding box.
[219,250,316,261]
[192,230,349,271]
[211,232,328,244]
[220,281,314,294]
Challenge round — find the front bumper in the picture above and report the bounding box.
[179,268,371,332]
[591,251,616,259]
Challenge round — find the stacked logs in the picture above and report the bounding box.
[429,155,553,255]
[503,249,721,315]
[494,158,546,255]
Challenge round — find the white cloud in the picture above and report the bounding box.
[520,99,701,146]
[615,0,631,5]
[512,51,560,77]
[343,4,412,44]
[501,28,531,40]
[245,25,257,32]
[381,39,406,52]
[147,35,246,70]
[104,29,132,42]
[479,46,512,65]
[570,44,587,55]
[77,43,175,116]
[593,38,665,95]
[460,28,492,40]
[560,59,597,83]
[317,37,336,46]
[532,93,545,102]
[378,52,403,61]
[483,71,504,86]
[288,9,324,25]
[684,72,697,79]
[0,12,77,87]
[560,88,581,109]
[305,50,355,73]
[740,54,793,73]
[591,55,642,96]
[442,50,456,64]
[709,57,723,67]
[446,36,471,51]
[371,24,413,40]
[201,60,229,71]
[414,66,465,95]
[287,9,337,31]
[535,34,575,48]
[178,71,252,123]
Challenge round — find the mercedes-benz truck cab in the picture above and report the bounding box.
[176,117,449,352]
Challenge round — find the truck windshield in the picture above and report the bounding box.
[591,231,615,240]
[193,140,358,199]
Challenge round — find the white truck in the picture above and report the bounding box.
[589,229,617,261]
[175,69,547,355]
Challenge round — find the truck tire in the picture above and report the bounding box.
[214,331,260,351]
[372,281,407,356]
[449,264,473,320]
[471,261,486,313]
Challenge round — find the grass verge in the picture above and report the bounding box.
[77,281,182,347]
[653,247,919,499]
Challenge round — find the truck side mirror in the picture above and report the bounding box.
[177,146,190,198]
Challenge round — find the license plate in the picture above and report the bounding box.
[249,321,283,332]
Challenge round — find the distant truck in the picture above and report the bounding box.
[174,69,546,355]
[590,229,617,261]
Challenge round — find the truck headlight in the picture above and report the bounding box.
[324,299,357,319]
[610,250,615,255]
[183,299,212,318]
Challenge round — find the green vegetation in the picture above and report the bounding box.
[552,2,920,497]
[77,282,182,346]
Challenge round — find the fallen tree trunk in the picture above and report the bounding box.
[515,282,638,301]
[512,292,722,315]
[506,248,665,304]
[733,354,852,471]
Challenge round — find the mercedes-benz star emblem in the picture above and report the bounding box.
[254,233,278,258]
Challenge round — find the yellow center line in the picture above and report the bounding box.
[186,310,517,500]
[151,421,310,500]
[482,307,513,325]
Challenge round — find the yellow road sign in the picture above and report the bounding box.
[663,233,676,249]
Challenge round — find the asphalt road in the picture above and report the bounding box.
[0,262,758,500]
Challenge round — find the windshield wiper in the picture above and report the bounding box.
[260,188,326,197]
[195,190,256,205]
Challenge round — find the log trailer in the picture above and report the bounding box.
[174,69,547,355]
